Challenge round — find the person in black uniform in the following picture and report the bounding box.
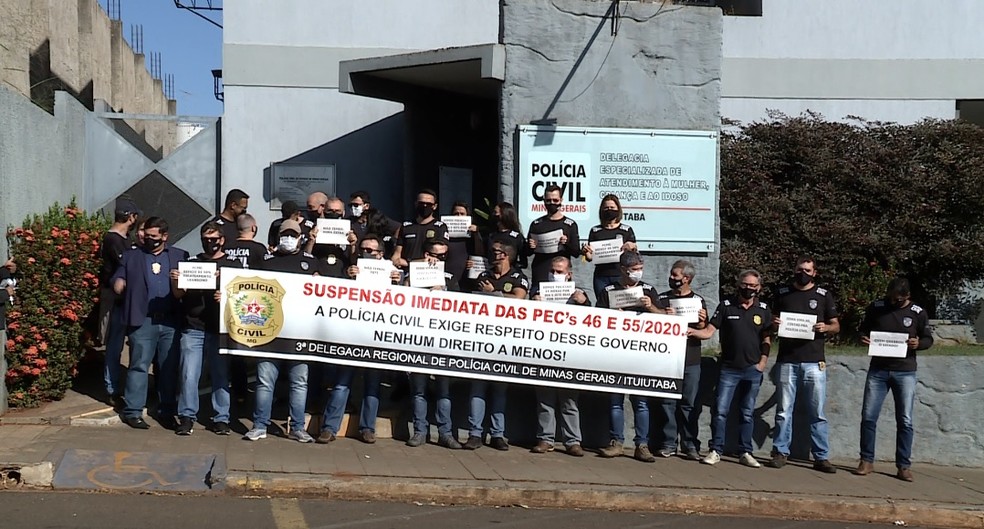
[596,251,670,463]
[854,277,933,482]
[392,188,449,271]
[582,194,638,300]
[655,259,708,461]
[224,213,268,269]
[267,200,301,250]
[767,256,840,473]
[689,269,773,468]
[98,198,140,402]
[210,189,249,244]
[171,221,244,436]
[486,202,526,268]
[525,185,579,288]
[445,201,482,288]
[303,196,355,279]
[465,241,529,452]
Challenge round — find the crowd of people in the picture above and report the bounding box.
[92,185,932,482]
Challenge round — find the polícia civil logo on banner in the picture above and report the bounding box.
[225,276,286,347]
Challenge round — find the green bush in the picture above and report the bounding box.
[5,200,109,408]
[720,113,984,340]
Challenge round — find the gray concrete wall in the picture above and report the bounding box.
[499,0,723,308]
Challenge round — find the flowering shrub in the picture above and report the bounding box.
[5,200,109,408]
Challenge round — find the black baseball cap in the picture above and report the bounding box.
[115,199,142,217]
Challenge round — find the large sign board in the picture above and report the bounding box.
[218,269,687,398]
[517,126,718,252]
[270,162,336,210]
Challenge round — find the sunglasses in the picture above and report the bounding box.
[425,251,447,260]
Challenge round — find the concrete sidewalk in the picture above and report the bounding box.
[0,419,981,529]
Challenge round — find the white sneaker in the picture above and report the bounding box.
[243,428,267,441]
[739,452,761,468]
[701,450,721,465]
[289,429,314,443]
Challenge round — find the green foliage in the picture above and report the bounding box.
[720,112,984,340]
[5,200,110,408]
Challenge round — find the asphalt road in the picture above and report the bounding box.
[0,491,926,529]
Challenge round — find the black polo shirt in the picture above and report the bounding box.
[476,267,530,297]
[657,290,707,367]
[525,216,580,283]
[773,284,838,363]
[587,223,636,278]
[488,229,527,269]
[397,219,449,264]
[223,239,268,270]
[179,253,243,332]
[708,297,773,369]
[860,300,933,372]
[596,281,660,312]
[256,251,326,275]
[209,215,240,245]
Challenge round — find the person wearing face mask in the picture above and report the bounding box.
[528,257,589,457]
[347,191,399,242]
[169,222,244,436]
[855,278,933,482]
[766,256,840,473]
[392,189,449,271]
[596,252,670,462]
[654,260,708,461]
[483,202,527,270]
[318,234,397,446]
[210,189,250,244]
[688,270,773,468]
[246,219,325,444]
[267,201,303,250]
[112,217,189,430]
[582,194,638,300]
[525,185,580,290]
[466,242,530,452]
[304,196,356,278]
[98,198,141,405]
[445,201,482,289]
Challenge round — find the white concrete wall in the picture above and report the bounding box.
[222,0,500,233]
[721,0,984,124]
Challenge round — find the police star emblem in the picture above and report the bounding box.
[225,276,286,347]
[327,255,337,265]
[426,230,435,239]
[903,317,913,328]
[504,283,513,293]
[753,314,762,325]
[809,299,818,309]
[151,263,162,275]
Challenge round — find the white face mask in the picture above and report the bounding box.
[550,273,568,283]
[278,236,299,253]
[627,270,644,283]
[350,205,364,217]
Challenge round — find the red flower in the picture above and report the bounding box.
[5,340,14,350]
[38,342,48,351]
[30,368,41,376]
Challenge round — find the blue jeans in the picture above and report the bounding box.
[772,362,829,460]
[592,275,621,303]
[468,380,507,438]
[123,317,179,419]
[659,364,701,452]
[177,328,230,424]
[410,373,452,437]
[710,365,763,455]
[860,369,916,468]
[536,387,581,445]
[609,393,650,446]
[103,302,126,396]
[321,367,382,435]
[254,359,308,432]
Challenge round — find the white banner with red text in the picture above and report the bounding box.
[218,270,687,398]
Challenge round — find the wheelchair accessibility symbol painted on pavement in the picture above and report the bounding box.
[52,449,222,492]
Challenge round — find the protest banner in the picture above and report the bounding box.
[314,218,351,245]
[355,258,396,286]
[409,261,446,288]
[532,229,562,254]
[867,331,909,358]
[778,312,818,340]
[178,261,217,290]
[590,237,623,265]
[218,270,687,398]
[668,297,702,323]
[539,281,576,303]
[441,215,472,239]
[466,256,488,279]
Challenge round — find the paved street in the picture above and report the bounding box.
[0,492,930,529]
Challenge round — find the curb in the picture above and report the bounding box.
[0,461,55,488]
[223,472,984,529]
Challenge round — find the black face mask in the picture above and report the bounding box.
[492,214,501,223]
[202,238,221,254]
[144,238,163,251]
[601,209,619,222]
[304,210,320,222]
[739,287,758,300]
[794,271,814,286]
[416,204,435,218]
[325,211,343,219]
[669,277,684,290]
[544,203,560,215]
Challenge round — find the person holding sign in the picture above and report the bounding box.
[528,257,589,456]
[404,238,461,449]
[112,217,189,430]
[525,185,580,289]
[392,188,450,271]
[582,194,638,300]
[767,256,840,473]
[597,252,672,463]
[463,241,530,451]
[345,234,402,285]
[444,201,482,289]
[304,196,356,278]
[688,270,772,469]
[854,278,933,482]
[655,260,708,460]
[170,221,244,436]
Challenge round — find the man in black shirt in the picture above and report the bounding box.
[210,189,249,244]
[767,256,840,473]
[304,196,354,279]
[267,201,301,250]
[224,213,268,269]
[525,185,580,288]
[655,259,708,461]
[98,198,140,401]
[597,251,671,463]
[854,277,933,482]
[690,269,772,468]
[171,222,243,436]
[392,188,449,271]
